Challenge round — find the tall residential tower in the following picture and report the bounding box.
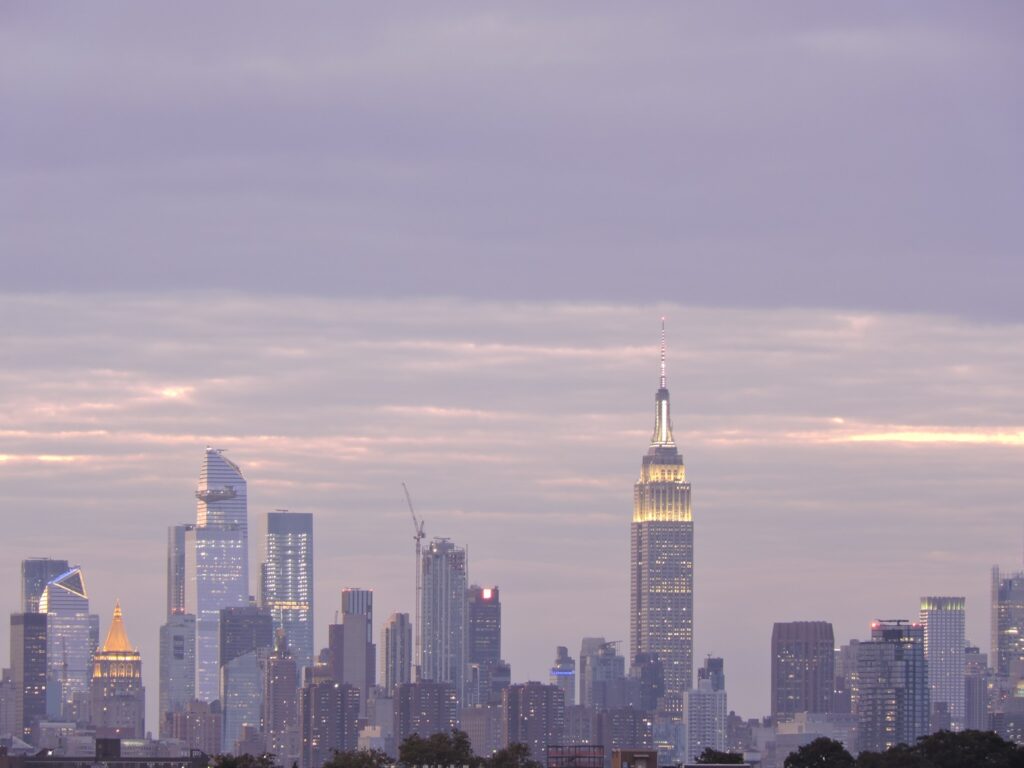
[630,323,693,696]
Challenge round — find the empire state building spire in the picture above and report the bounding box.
[651,317,675,448]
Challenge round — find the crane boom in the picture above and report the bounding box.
[402,482,425,678]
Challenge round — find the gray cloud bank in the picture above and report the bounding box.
[0,293,1021,717]
[1,4,1022,317]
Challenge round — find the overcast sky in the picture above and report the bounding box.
[1,3,1022,721]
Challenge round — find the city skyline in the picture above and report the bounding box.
[0,299,1020,722]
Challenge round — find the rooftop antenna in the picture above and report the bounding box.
[660,317,667,389]
[402,482,426,679]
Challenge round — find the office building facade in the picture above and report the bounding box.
[503,682,566,762]
[39,567,99,720]
[381,613,412,697]
[853,620,929,754]
[158,613,196,736]
[260,511,314,673]
[21,559,70,614]
[550,647,576,709]
[421,539,468,701]
[771,621,835,721]
[631,326,694,696]
[220,605,274,752]
[11,612,47,738]
[920,596,965,731]
[187,448,250,703]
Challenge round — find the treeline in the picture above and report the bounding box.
[210,730,543,768]
[778,730,1024,768]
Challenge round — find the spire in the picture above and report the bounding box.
[102,600,133,652]
[651,320,675,447]
[660,317,667,389]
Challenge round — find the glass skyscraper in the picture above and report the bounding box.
[853,620,929,754]
[186,447,250,703]
[381,612,412,696]
[260,511,314,672]
[39,566,99,720]
[992,567,1024,678]
[421,538,468,702]
[220,605,274,752]
[630,324,693,696]
[920,596,965,731]
[21,558,70,614]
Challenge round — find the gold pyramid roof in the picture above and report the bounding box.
[102,600,134,652]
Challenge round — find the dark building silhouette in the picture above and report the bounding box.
[503,682,566,762]
[394,680,457,742]
[771,621,835,721]
[300,680,360,768]
[10,612,47,738]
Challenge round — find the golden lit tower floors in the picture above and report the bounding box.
[630,325,693,697]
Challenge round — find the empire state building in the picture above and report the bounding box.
[630,322,693,696]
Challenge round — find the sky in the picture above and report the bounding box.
[1,2,1022,723]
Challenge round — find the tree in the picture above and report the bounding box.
[399,729,479,768]
[783,738,854,768]
[322,749,393,768]
[912,730,1024,768]
[694,747,744,764]
[486,743,543,768]
[854,744,928,768]
[211,755,277,768]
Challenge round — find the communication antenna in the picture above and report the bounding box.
[402,482,426,678]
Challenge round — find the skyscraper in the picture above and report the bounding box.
[630,323,693,696]
[503,682,566,762]
[39,566,99,720]
[90,601,145,738]
[550,647,576,709]
[467,586,501,664]
[10,612,47,738]
[683,658,727,763]
[421,538,468,701]
[264,632,300,767]
[159,613,196,736]
[220,605,274,752]
[394,680,457,742]
[21,558,70,614]
[186,447,250,703]
[853,620,929,754]
[381,613,412,697]
[260,511,314,672]
[920,596,965,731]
[300,679,360,768]
[167,525,193,617]
[771,621,835,721]
[466,585,503,706]
[992,567,1024,679]
[329,588,376,715]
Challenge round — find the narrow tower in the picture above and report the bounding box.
[630,320,693,696]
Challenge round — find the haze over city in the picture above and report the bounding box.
[1,3,1022,767]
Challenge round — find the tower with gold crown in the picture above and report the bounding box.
[630,321,694,699]
[90,601,145,738]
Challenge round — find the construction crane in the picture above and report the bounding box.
[402,482,426,678]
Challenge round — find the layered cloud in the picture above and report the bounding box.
[0,293,1021,715]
